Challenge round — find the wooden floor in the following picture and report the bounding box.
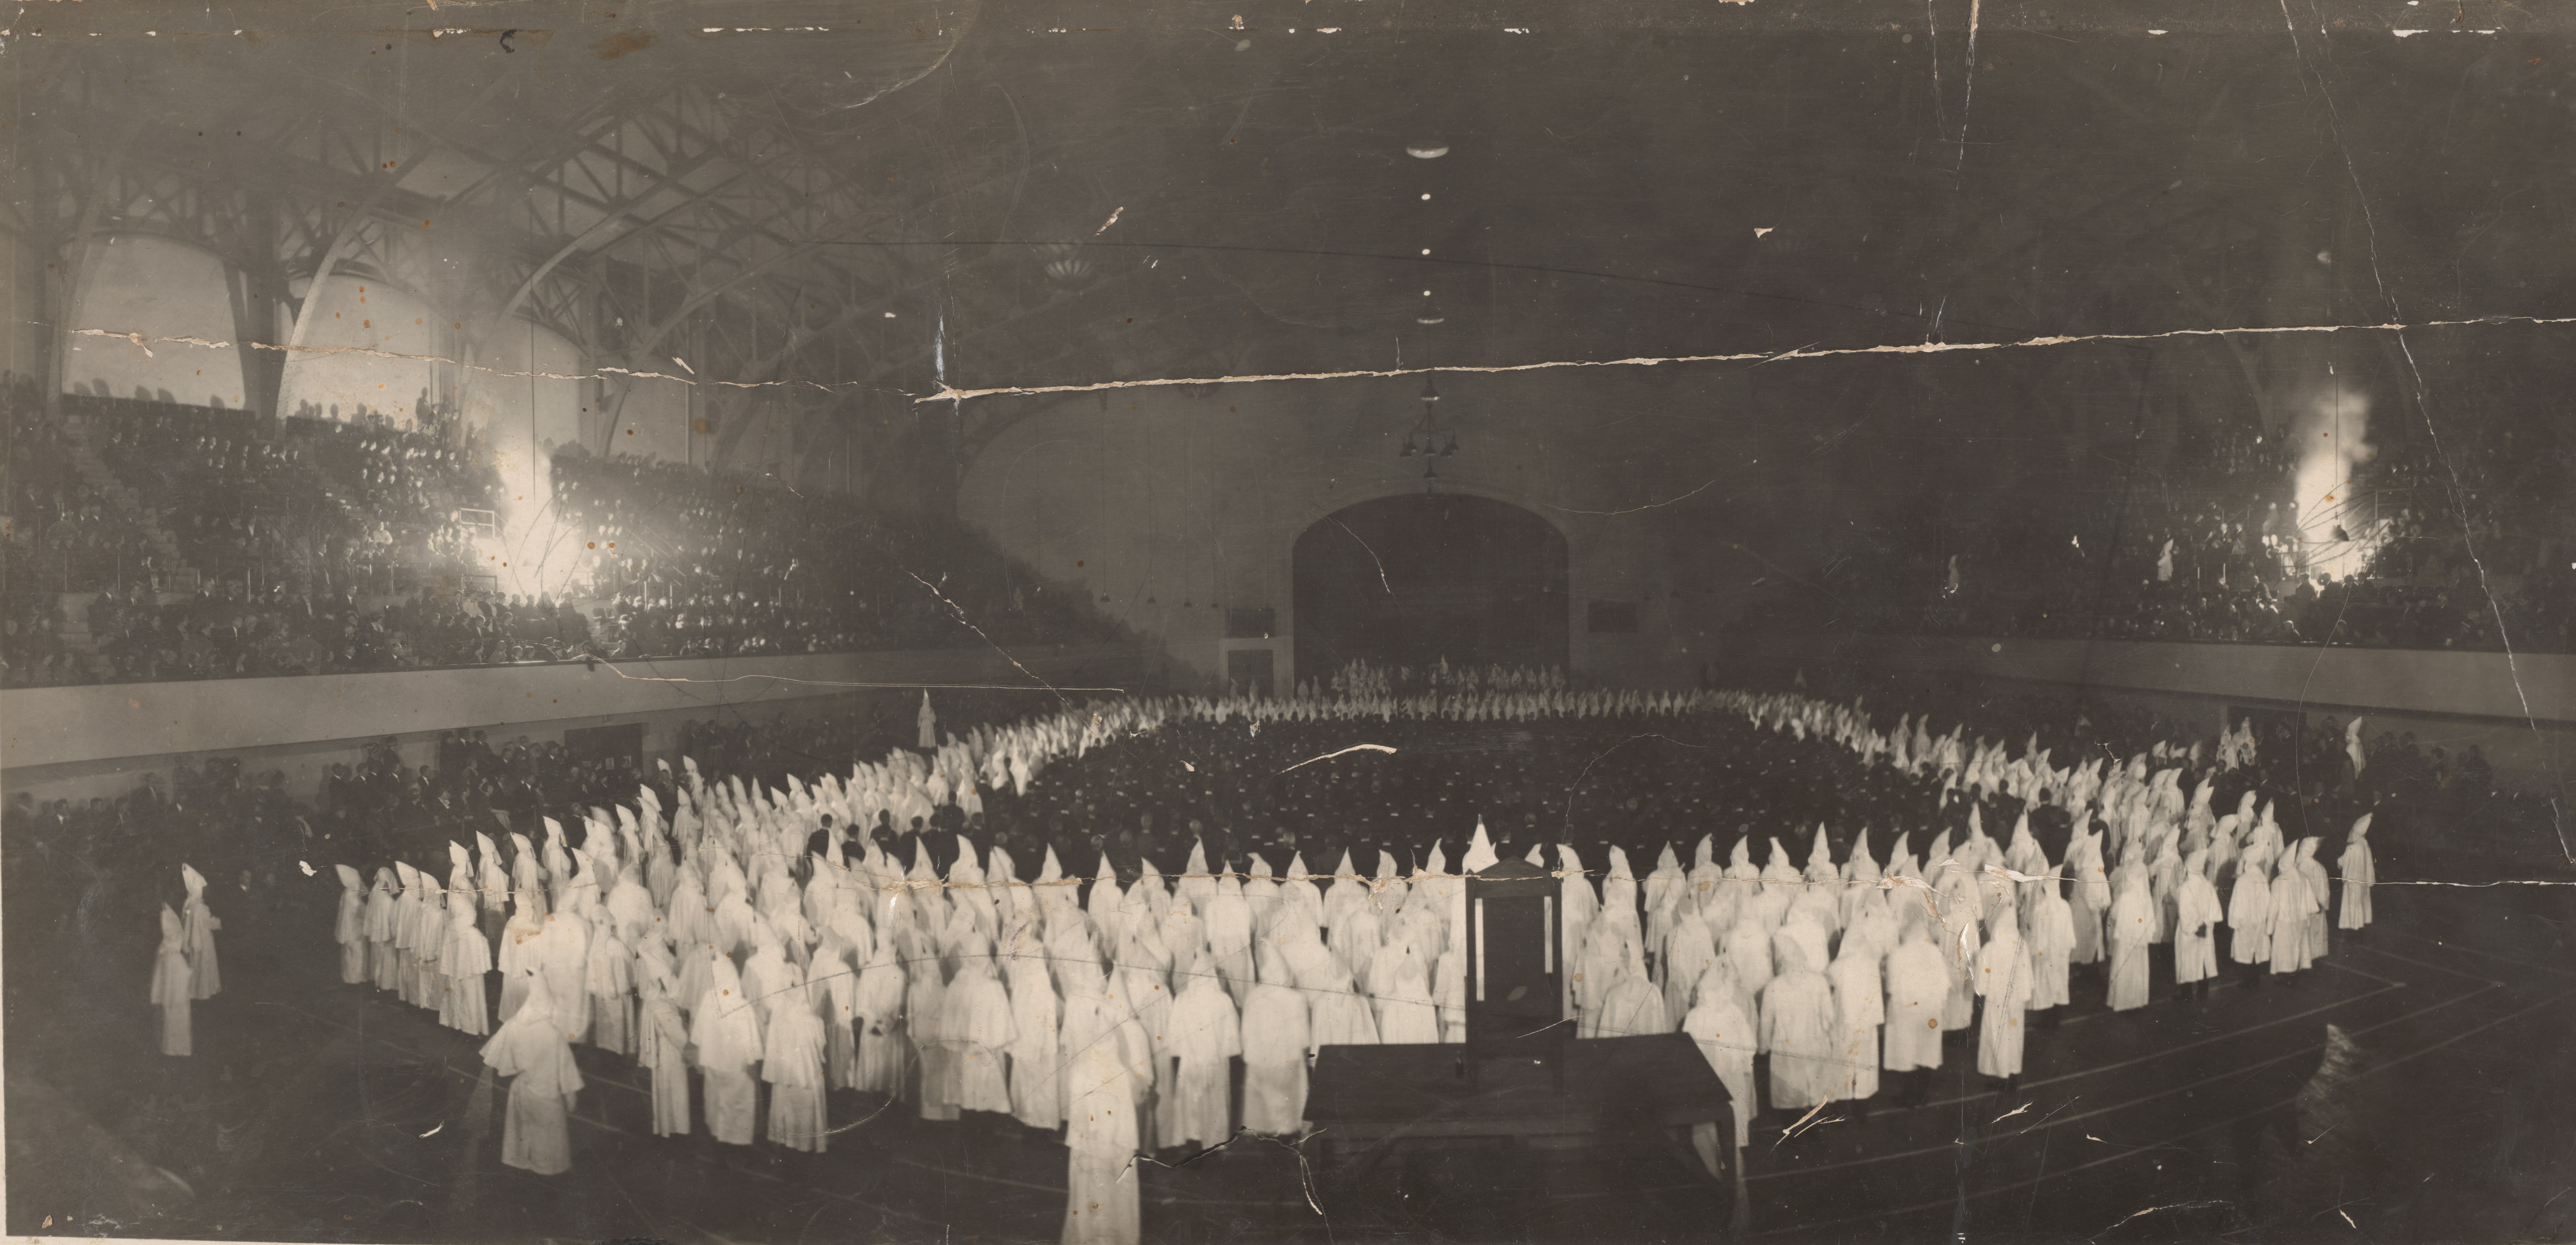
[8,884,2574,1243]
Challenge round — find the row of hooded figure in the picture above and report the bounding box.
[318,784,1464,1192]
[1608,809,2375,1149]
[311,695,2380,1216]
[323,803,2374,1177]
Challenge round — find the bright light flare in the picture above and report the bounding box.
[2289,380,2384,580]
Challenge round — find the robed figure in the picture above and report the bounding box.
[334,865,370,984]
[480,971,585,1175]
[2338,816,2375,930]
[692,956,766,1146]
[1166,953,1241,1149]
[1062,1014,1154,1245]
[1239,948,1310,1136]
[180,864,222,999]
[150,904,193,1057]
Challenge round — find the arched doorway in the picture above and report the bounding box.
[1293,493,1570,684]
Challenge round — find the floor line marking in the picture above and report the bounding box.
[279,996,949,1224]
[1748,976,2479,1184]
[2348,941,2506,986]
[278,991,1308,1212]
[1756,986,2576,1236]
[1764,968,2403,1131]
[2374,926,2576,982]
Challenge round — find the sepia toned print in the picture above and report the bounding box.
[3,1,2570,1241]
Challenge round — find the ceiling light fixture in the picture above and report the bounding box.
[1397,376,1458,476]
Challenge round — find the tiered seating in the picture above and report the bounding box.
[1776,404,2570,653]
[5,389,1126,683]
[2,377,170,595]
[552,449,1126,660]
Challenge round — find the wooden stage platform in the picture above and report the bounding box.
[1304,1033,1735,1186]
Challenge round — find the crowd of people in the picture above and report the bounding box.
[80,388,502,594]
[6,581,596,683]
[1778,403,2571,653]
[549,449,1122,660]
[107,664,2448,1245]
[2,375,171,596]
[1,385,1126,685]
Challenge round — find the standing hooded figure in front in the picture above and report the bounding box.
[1881,908,1949,1109]
[2294,837,2331,965]
[1825,933,1883,1111]
[764,960,832,1153]
[2066,831,2109,966]
[853,936,911,1098]
[2025,869,2077,1021]
[1062,998,1154,1245]
[1760,926,1839,1112]
[1973,892,2033,1089]
[151,903,193,1057]
[1004,926,1063,1132]
[2270,850,2320,979]
[2172,849,2225,1003]
[944,940,1019,1120]
[2338,814,2375,930]
[2227,838,2275,987]
[480,970,584,1175]
[2106,869,2155,1011]
[1240,944,1311,1137]
[1168,949,1242,1150]
[1683,963,1757,1169]
[691,954,766,1146]
[635,960,692,1138]
[444,876,494,1037]
[180,864,222,999]
[334,864,370,985]
[367,867,402,990]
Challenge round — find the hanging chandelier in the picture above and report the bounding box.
[1396,377,1458,492]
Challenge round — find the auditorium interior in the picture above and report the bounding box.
[3,0,2572,1241]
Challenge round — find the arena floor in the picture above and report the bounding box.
[9,884,2572,1244]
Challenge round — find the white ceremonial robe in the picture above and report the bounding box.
[2228,871,2273,966]
[855,957,910,1096]
[151,908,193,1057]
[2338,840,2374,930]
[1007,962,1063,1129]
[1063,1020,1152,1245]
[1974,931,2033,1078]
[337,885,369,985]
[637,987,692,1137]
[1682,993,1756,1151]
[1762,969,1838,1111]
[2270,871,2318,974]
[2027,891,2077,1011]
[911,968,959,1120]
[1881,940,1948,1072]
[2297,853,2331,965]
[1168,979,1241,1147]
[183,895,223,1000]
[1240,983,1309,1136]
[2173,875,2224,984]
[2107,887,2154,1011]
[481,1009,584,1175]
[764,1003,832,1152]
[693,984,765,1145]
[945,968,1018,1116]
[1825,953,1882,1101]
